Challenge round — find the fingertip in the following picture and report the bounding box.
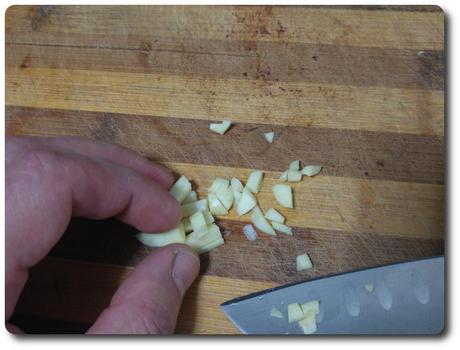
[117,177,182,233]
[157,192,182,231]
[148,163,175,190]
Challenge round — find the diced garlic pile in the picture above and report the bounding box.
[136,151,322,264]
[284,300,321,334]
[279,160,322,183]
[269,285,374,335]
[269,300,321,334]
[136,175,224,254]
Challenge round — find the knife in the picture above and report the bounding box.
[221,256,444,335]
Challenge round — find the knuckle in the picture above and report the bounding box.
[13,149,62,181]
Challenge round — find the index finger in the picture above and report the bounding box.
[6,150,181,320]
[6,136,174,189]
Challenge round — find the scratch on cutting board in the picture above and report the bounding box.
[275,137,297,161]
[325,175,352,231]
[234,143,254,173]
[173,6,184,35]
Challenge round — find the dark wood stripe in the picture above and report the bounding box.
[6,106,445,185]
[47,218,444,285]
[6,39,444,90]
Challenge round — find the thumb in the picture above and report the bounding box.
[87,244,200,334]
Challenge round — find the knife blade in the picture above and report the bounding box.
[221,256,444,335]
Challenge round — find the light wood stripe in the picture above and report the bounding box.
[163,163,443,240]
[6,67,444,136]
[16,257,274,334]
[6,6,444,50]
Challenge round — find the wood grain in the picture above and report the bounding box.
[5,40,444,90]
[6,6,444,50]
[6,67,444,135]
[165,163,444,240]
[47,218,443,284]
[15,257,275,334]
[5,5,444,334]
[6,106,444,184]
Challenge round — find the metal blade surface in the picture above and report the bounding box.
[221,256,444,334]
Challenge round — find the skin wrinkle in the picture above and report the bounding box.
[137,299,175,334]
[8,136,175,189]
[6,137,199,334]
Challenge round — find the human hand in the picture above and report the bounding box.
[5,136,200,334]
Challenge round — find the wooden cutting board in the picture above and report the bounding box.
[5,5,444,334]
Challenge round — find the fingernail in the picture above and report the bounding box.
[172,249,200,296]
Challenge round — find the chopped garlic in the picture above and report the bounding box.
[250,206,276,236]
[364,283,375,293]
[296,253,313,271]
[298,314,317,334]
[302,165,322,177]
[186,224,224,254]
[186,224,220,246]
[279,170,288,181]
[215,186,234,210]
[208,193,229,216]
[301,300,320,315]
[264,132,275,144]
[243,224,258,241]
[272,184,293,208]
[190,211,207,233]
[264,208,285,223]
[209,120,232,135]
[270,307,283,319]
[182,217,193,233]
[195,236,224,254]
[246,170,264,193]
[233,189,242,207]
[287,303,304,323]
[181,199,208,218]
[136,223,185,247]
[169,175,192,203]
[289,160,300,171]
[141,171,227,255]
[182,190,198,204]
[185,211,214,232]
[271,221,293,235]
[287,170,302,182]
[230,177,244,192]
[237,188,257,216]
[185,228,207,242]
[203,211,215,224]
[208,177,229,194]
